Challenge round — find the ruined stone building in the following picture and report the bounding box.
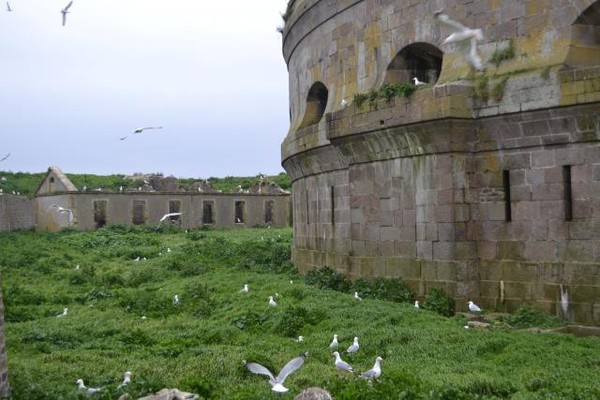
[35,167,291,231]
[281,0,600,323]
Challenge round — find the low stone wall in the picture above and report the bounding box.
[0,194,34,231]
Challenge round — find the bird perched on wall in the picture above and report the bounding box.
[243,352,308,392]
[47,204,74,225]
[435,11,484,71]
[360,356,383,380]
[468,300,482,313]
[156,212,183,229]
[333,351,354,373]
[61,1,73,26]
[341,98,348,108]
[120,126,163,140]
[412,77,426,85]
[56,307,68,318]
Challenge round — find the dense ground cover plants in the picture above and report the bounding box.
[0,227,598,399]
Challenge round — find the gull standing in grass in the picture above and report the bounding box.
[76,379,102,395]
[56,308,68,318]
[414,300,420,308]
[333,351,354,373]
[240,284,249,293]
[117,371,131,389]
[61,1,73,26]
[412,77,426,85]
[120,126,163,141]
[354,292,362,300]
[329,334,339,350]
[47,204,74,225]
[435,11,484,71]
[360,356,383,380]
[243,351,308,393]
[468,300,482,313]
[269,296,277,307]
[173,295,180,306]
[346,336,359,354]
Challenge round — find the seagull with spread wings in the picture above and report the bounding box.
[6,2,12,12]
[243,352,308,393]
[0,153,10,162]
[120,126,163,141]
[47,204,74,225]
[435,11,484,71]
[61,1,73,26]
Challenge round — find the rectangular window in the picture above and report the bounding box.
[202,201,214,224]
[264,200,274,224]
[563,165,573,221]
[132,200,146,225]
[503,170,511,222]
[168,200,181,225]
[93,200,107,229]
[235,201,245,223]
[331,186,335,225]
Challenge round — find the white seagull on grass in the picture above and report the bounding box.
[56,308,68,318]
[435,11,484,71]
[360,356,383,380]
[120,126,163,141]
[240,284,249,293]
[346,336,359,354]
[243,351,308,393]
[412,77,426,85]
[117,371,131,389]
[76,379,102,395]
[414,300,420,308]
[329,334,338,349]
[173,295,180,305]
[268,296,277,307]
[333,351,354,373]
[354,292,362,301]
[61,1,73,26]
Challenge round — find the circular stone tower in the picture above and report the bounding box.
[281,0,600,324]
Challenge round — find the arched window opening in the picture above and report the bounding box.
[385,43,443,85]
[299,82,328,128]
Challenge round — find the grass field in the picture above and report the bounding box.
[0,227,599,399]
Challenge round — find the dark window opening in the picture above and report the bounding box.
[385,42,443,85]
[503,170,512,222]
[264,200,274,224]
[331,186,335,225]
[49,177,55,183]
[563,165,573,221]
[235,201,245,223]
[169,200,181,225]
[203,201,214,224]
[93,200,107,229]
[299,82,328,128]
[132,200,146,225]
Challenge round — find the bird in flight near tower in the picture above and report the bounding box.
[61,1,73,26]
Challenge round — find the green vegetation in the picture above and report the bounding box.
[352,82,419,111]
[490,39,516,67]
[0,171,291,198]
[491,77,509,102]
[1,228,599,399]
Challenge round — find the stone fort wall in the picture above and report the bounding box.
[0,194,35,231]
[281,0,600,324]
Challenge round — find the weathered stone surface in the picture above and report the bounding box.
[294,387,333,400]
[136,389,198,400]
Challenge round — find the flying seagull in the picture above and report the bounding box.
[468,300,482,312]
[360,356,383,380]
[61,1,73,26]
[47,204,74,225]
[435,11,484,71]
[329,334,338,350]
[156,212,182,229]
[5,2,11,12]
[243,351,308,393]
[76,379,102,395]
[0,153,10,162]
[333,351,354,373]
[346,336,359,354]
[120,126,163,140]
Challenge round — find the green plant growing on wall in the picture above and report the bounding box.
[352,93,369,110]
[490,39,515,67]
[474,74,490,102]
[367,89,380,110]
[491,77,509,102]
[540,66,551,80]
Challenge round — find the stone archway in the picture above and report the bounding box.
[384,42,443,85]
[298,81,328,128]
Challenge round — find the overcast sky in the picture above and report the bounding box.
[0,0,290,179]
